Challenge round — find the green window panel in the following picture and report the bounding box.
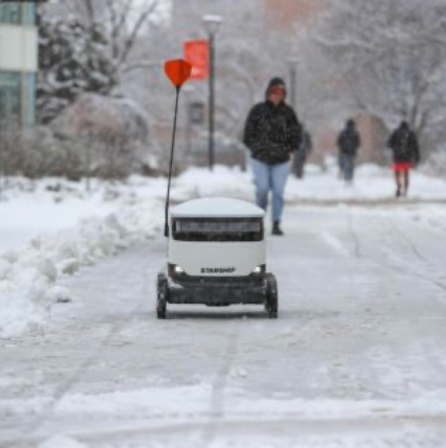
[22,3,36,26]
[0,72,21,125]
[0,3,22,24]
[0,3,35,25]
[22,72,36,126]
[0,71,35,127]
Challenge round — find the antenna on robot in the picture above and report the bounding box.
[163,59,192,237]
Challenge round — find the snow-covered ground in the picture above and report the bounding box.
[2,164,446,255]
[0,177,166,254]
[1,205,446,447]
[176,162,446,203]
[0,181,113,253]
[1,165,446,339]
[0,177,165,338]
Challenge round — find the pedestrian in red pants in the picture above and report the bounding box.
[388,121,420,198]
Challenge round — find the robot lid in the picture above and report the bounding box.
[170,198,265,219]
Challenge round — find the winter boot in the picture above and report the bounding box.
[272,221,284,236]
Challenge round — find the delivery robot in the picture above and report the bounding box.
[158,60,278,319]
[157,197,278,319]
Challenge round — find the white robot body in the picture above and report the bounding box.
[169,198,266,277]
[157,197,278,318]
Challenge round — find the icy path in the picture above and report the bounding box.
[1,206,446,447]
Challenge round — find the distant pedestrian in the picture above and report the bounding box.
[293,126,312,179]
[243,77,302,236]
[387,121,420,198]
[337,119,361,183]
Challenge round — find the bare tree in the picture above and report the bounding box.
[41,0,162,79]
[309,0,446,150]
[103,0,160,70]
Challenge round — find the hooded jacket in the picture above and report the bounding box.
[388,123,420,164]
[243,79,302,165]
[337,121,361,156]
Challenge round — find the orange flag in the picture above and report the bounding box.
[164,59,192,88]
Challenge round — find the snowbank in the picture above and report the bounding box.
[0,176,170,338]
[0,199,163,339]
[0,215,124,337]
[0,185,115,253]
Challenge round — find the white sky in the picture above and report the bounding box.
[133,0,171,23]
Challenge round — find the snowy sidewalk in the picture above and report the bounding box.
[1,166,446,339]
[1,206,446,447]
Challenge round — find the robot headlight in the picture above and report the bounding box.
[253,265,264,275]
[174,265,185,274]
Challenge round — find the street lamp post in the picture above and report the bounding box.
[182,84,195,157]
[287,57,298,113]
[0,129,3,202]
[202,14,223,171]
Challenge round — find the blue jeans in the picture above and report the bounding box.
[339,153,355,182]
[251,158,290,223]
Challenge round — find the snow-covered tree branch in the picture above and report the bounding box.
[308,0,446,151]
[37,0,162,123]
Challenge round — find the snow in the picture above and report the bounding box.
[171,197,264,218]
[174,163,446,203]
[0,191,114,253]
[52,93,149,142]
[173,165,254,201]
[1,165,446,339]
[288,163,446,202]
[0,178,165,338]
[1,197,446,445]
[0,214,134,338]
[21,385,446,421]
[311,0,446,147]
[38,435,88,448]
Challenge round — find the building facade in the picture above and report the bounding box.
[265,0,324,30]
[0,2,38,128]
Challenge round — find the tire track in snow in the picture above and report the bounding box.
[383,218,446,299]
[321,231,350,257]
[347,211,363,259]
[199,321,240,448]
[349,211,446,302]
[23,244,154,442]
[344,212,446,404]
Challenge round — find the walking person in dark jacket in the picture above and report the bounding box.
[293,125,313,179]
[243,77,302,236]
[388,121,420,198]
[337,119,361,183]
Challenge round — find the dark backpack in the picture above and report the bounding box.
[339,130,359,156]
